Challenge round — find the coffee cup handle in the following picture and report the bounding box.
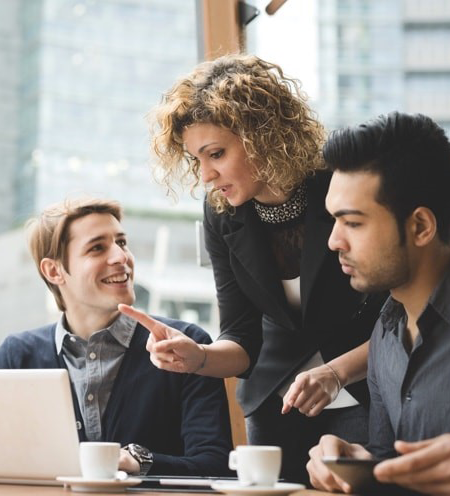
[228,450,238,470]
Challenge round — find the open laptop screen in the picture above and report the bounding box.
[0,369,81,484]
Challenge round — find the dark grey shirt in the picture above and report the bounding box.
[55,313,137,441]
[367,268,450,459]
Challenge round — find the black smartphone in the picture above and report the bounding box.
[322,456,380,492]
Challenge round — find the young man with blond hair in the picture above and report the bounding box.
[0,197,232,476]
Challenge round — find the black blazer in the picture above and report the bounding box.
[203,170,386,416]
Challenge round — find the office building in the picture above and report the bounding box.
[317,0,450,135]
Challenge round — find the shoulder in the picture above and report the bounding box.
[0,324,56,366]
[203,196,256,233]
[137,316,212,345]
[2,324,56,349]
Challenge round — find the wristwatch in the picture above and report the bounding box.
[123,443,153,475]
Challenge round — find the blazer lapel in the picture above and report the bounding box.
[300,174,334,319]
[223,203,295,329]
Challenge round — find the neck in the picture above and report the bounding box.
[392,245,450,336]
[64,309,119,340]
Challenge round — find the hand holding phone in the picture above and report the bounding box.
[322,456,380,492]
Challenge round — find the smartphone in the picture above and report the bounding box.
[322,456,380,491]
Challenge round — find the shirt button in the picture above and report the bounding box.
[89,352,97,360]
[70,336,76,342]
[87,393,94,401]
[405,392,412,401]
[76,421,82,430]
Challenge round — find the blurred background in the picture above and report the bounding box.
[1,0,449,341]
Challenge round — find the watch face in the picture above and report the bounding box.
[129,444,152,463]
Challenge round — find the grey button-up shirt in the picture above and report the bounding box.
[367,268,450,459]
[55,313,137,441]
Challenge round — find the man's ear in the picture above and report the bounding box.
[409,207,437,247]
[40,258,65,286]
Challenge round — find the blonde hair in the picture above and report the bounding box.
[27,197,122,311]
[151,53,325,213]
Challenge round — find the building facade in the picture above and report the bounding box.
[317,0,450,135]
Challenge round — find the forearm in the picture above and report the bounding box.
[326,341,369,388]
[151,448,231,476]
[196,340,250,378]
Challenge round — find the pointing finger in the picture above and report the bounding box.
[118,304,168,341]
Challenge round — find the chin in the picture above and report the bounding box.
[349,278,367,293]
[122,293,135,306]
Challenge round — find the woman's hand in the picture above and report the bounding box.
[281,364,341,416]
[118,304,206,373]
[307,434,372,493]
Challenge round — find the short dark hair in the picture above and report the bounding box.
[323,112,450,243]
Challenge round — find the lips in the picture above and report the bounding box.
[216,184,232,197]
[101,273,131,284]
[339,257,355,275]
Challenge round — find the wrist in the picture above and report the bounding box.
[324,363,343,391]
[123,444,153,476]
[192,344,207,373]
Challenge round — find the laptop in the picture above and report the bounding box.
[0,369,81,485]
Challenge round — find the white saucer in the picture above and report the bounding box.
[211,481,305,496]
[56,476,141,493]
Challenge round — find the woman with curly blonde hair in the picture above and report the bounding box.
[120,54,385,483]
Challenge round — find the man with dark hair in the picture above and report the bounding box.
[0,197,232,477]
[307,112,450,495]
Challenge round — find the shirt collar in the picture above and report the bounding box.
[427,266,450,326]
[54,313,137,353]
[379,296,405,336]
[379,265,450,337]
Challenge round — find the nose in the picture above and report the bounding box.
[200,161,219,184]
[108,244,128,265]
[328,222,348,253]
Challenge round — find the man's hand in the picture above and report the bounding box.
[374,434,450,495]
[118,304,206,373]
[307,434,372,493]
[119,448,140,474]
[282,364,340,416]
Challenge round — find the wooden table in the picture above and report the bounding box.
[0,484,341,495]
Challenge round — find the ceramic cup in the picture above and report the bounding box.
[229,445,282,486]
[79,442,120,480]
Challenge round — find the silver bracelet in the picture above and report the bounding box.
[325,363,342,392]
[192,344,207,373]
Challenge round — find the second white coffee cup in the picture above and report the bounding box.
[229,445,282,486]
[79,442,120,480]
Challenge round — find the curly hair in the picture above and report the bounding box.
[151,53,325,213]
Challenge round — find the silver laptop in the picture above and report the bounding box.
[0,369,81,485]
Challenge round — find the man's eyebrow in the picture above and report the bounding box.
[84,232,126,245]
[333,209,367,218]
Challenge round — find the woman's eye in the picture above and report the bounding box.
[210,150,224,159]
[117,239,127,247]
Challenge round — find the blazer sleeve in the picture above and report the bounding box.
[0,335,15,368]
[203,200,263,373]
[151,325,233,476]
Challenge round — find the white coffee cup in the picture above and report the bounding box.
[229,445,282,486]
[79,442,120,480]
